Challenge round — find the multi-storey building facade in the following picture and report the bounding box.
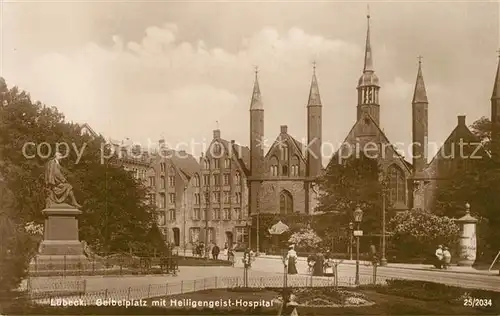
[198,129,251,249]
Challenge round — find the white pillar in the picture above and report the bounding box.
[455,203,478,267]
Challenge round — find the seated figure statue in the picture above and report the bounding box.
[45,152,82,208]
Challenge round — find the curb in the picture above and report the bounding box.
[255,255,498,277]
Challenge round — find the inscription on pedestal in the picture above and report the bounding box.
[45,216,79,240]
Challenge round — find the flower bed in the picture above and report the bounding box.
[269,287,373,307]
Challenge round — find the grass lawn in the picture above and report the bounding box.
[147,288,498,315]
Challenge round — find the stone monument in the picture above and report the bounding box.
[31,152,90,271]
[455,202,478,267]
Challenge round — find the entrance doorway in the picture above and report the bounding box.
[225,231,233,248]
[172,228,180,247]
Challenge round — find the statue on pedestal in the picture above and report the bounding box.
[45,152,81,208]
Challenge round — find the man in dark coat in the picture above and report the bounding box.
[212,244,220,260]
[313,251,324,276]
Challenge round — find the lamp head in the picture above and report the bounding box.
[353,206,364,223]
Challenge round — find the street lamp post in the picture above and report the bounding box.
[353,206,364,286]
[348,222,354,261]
[380,184,388,266]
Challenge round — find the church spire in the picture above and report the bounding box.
[356,7,380,124]
[412,56,428,104]
[492,50,500,100]
[363,9,374,72]
[250,66,263,110]
[307,61,322,107]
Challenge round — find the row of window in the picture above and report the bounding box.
[127,167,147,180]
[157,207,246,227]
[149,193,176,208]
[203,157,232,170]
[270,164,300,176]
[149,176,176,188]
[157,209,176,225]
[192,207,246,221]
[159,163,175,174]
[194,192,242,204]
[194,172,241,187]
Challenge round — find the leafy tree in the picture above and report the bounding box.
[318,153,387,234]
[288,228,322,252]
[0,174,36,296]
[0,80,163,258]
[435,116,500,259]
[388,209,460,260]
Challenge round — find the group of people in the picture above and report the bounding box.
[210,243,235,263]
[434,244,452,269]
[284,245,337,277]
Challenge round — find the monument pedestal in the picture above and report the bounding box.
[30,203,94,272]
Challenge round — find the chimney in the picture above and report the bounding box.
[213,129,221,139]
[458,115,466,126]
[280,125,288,134]
[230,140,235,144]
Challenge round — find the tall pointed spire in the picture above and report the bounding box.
[492,50,500,100]
[363,7,374,72]
[413,56,428,103]
[307,61,322,106]
[250,66,263,110]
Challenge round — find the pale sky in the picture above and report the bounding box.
[1,1,499,163]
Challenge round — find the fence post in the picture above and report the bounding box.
[181,280,184,294]
[105,289,108,300]
[127,287,131,300]
[63,255,66,277]
[203,278,206,290]
[335,265,339,289]
[372,264,377,285]
[194,280,196,292]
[165,283,168,296]
[215,276,217,289]
[147,284,151,298]
[83,279,87,293]
[260,277,264,288]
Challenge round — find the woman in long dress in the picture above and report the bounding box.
[286,245,298,275]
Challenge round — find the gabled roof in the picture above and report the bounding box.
[80,123,98,138]
[328,111,412,174]
[204,138,250,175]
[426,117,490,172]
[168,150,201,179]
[264,132,307,163]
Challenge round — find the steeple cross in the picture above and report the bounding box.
[254,66,259,76]
[417,55,423,64]
[367,4,370,19]
[497,49,500,58]
[312,60,317,73]
[216,120,219,129]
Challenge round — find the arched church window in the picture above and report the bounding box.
[280,190,293,214]
[282,165,288,176]
[388,164,405,204]
[291,155,299,176]
[281,144,289,161]
[270,156,278,176]
[204,159,210,170]
[234,171,241,185]
[194,174,200,187]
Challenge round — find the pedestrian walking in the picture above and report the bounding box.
[212,244,220,260]
[443,246,451,269]
[434,245,444,269]
[286,244,298,275]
